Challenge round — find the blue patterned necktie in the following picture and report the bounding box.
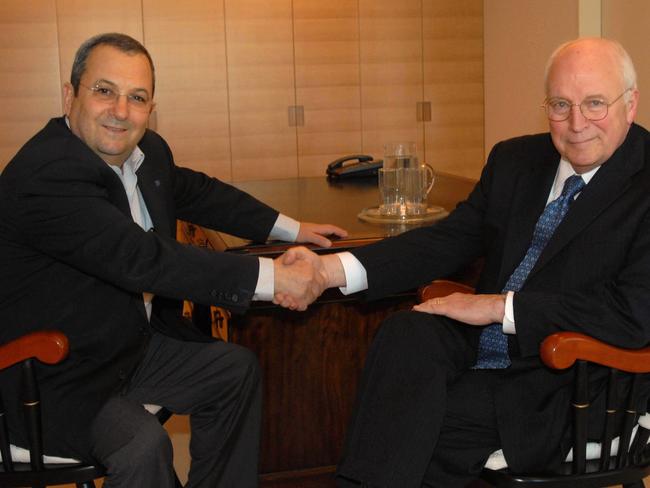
[474,174,586,369]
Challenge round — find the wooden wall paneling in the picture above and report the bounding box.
[293,0,362,177]
[422,0,484,180]
[0,0,61,171]
[55,0,144,91]
[225,0,298,181]
[142,0,232,180]
[358,0,425,161]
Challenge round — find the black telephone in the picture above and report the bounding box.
[326,154,383,179]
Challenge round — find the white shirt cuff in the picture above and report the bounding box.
[269,214,300,242]
[253,257,274,301]
[502,291,516,334]
[337,252,368,295]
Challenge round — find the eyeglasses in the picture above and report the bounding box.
[542,88,631,122]
[78,82,152,112]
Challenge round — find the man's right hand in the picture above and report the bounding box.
[273,246,328,311]
[273,247,347,310]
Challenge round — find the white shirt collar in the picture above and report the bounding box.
[550,158,599,201]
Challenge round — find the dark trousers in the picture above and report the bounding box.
[89,332,262,488]
[336,310,503,488]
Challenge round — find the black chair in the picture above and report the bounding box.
[0,331,183,488]
[0,330,105,487]
[420,280,650,488]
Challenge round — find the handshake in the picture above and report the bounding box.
[272,246,344,311]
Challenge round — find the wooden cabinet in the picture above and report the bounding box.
[293,0,363,176]
[226,0,299,180]
[422,0,484,179]
[142,0,232,180]
[0,1,484,181]
[359,0,425,158]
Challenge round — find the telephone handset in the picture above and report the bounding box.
[326,154,383,179]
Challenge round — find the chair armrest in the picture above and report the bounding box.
[418,279,475,302]
[417,282,650,375]
[541,332,650,373]
[0,331,69,371]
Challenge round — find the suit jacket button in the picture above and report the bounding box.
[210,289,218,297]
[118,370,126,380]
[232,294,238,303]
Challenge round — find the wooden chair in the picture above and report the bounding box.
[0,331,183,488]
[0,330,105,487]
[419,280,650,488]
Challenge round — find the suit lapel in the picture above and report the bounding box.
[528,124,645,280]
[497,143,559,288]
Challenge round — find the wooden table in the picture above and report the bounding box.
[180,173,476,487]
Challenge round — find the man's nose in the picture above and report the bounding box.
[568,103,588,130]
[110,94,130,119]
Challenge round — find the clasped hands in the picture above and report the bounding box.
[273,247,341,311]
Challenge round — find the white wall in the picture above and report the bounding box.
[602,0,650,129]
[483,0,650,160]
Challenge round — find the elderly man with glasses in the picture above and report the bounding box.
[276,37,650,487]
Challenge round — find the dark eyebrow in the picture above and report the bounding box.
[93,78,151,97]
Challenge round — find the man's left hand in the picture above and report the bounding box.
[413,293,507,326]
[297,222,348,248]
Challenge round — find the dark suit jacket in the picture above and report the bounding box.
[0,117,279,460]
[350,123,650,472]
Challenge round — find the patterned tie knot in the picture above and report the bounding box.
[561,174,585,202]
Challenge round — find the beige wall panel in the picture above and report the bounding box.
[55,0,143,90]
[294,0,361,177]
[423,0,483,180]
[142,0,231,180]
[483,0,578,158]
[602,0,650,129]
[0,0,60,170]
[225,0,298,181]
[359,0,424,160]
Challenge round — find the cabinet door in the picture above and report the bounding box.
[359,0,425,161]
[143,0,232,180]
[422,0,483,179]
[293,0,362,176]
[225,0,298,181]
[0,0,61,170]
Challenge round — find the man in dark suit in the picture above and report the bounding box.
[278,37,650,487]
[0,33,345,487]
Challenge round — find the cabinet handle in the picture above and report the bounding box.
[288,105,305,127]
[417,101,432,122]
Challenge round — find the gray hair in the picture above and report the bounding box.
[70,32,155,96]
[544,37,637,102]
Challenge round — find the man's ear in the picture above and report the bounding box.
[626,88,640,124]
[62,82,74,115]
